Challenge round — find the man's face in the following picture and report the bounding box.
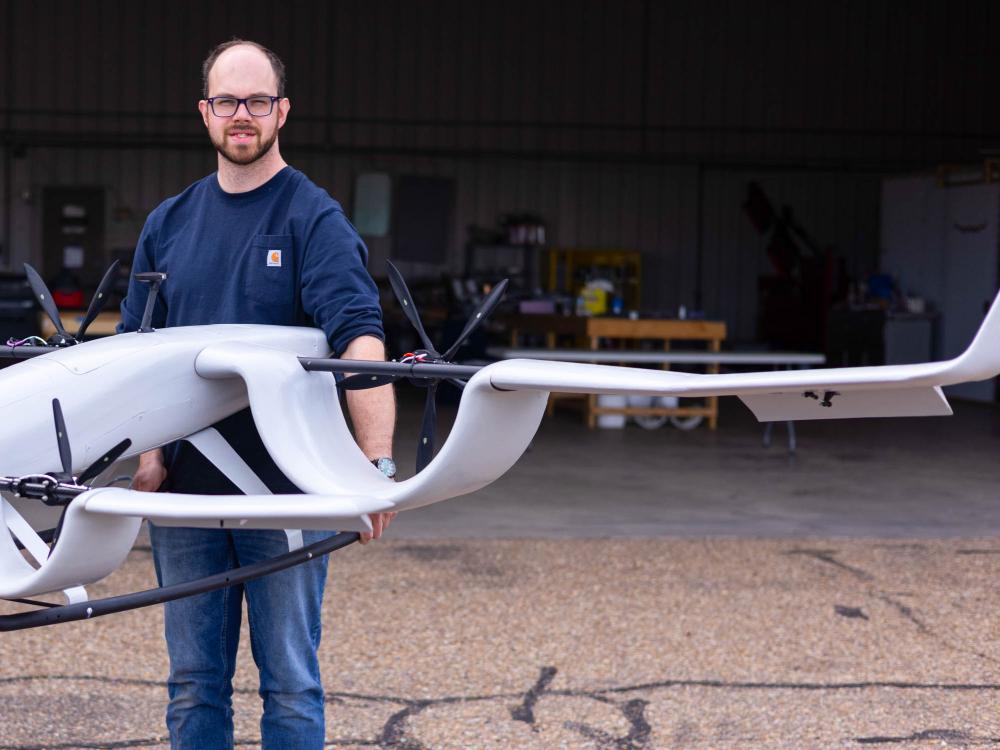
[198,45,289,166]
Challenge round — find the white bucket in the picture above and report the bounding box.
[596,394,627,428]
[628,395,680,429]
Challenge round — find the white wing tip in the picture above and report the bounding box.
[949,290,1000,383]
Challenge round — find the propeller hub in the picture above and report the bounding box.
[338,261,510,472]
[46,333,76,347]
[381,260,509,473]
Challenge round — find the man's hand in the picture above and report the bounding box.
[132,449,167,492]
[359,511,397,544]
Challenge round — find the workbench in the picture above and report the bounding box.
[488,348,825,367]
[502,315,727,428]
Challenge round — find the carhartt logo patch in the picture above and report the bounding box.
[267,250,282,267]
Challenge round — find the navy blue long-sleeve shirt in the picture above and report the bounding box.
[118,166,383,356]
[118,166,383,493]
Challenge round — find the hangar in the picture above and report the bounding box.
[1,1,1000,747]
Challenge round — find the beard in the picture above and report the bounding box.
[210,124,279,166]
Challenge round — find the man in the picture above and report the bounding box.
[118,39,396,749]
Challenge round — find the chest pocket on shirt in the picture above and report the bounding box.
[247,234,297,322]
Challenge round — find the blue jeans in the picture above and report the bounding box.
[151,524,331,750]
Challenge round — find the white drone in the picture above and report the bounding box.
[0,260,996,631]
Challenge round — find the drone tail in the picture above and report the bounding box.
[939,289,1000,386]
[737,386,951,421]
[741,290,1000,421]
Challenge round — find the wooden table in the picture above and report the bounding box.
[503,315,727,429]
[488,348,825,367]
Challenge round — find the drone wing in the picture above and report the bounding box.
[487,360,952,420]
[80,487,391,532]
[483,292,1000,421]
[0,487,388,602]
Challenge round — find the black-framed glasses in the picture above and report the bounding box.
[206,96,280,117]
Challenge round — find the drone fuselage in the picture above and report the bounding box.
[0,326,329,525]
[0,324,553,533]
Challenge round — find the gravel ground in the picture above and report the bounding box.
[2,537,1000,749]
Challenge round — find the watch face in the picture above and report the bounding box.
[375,457,397,478]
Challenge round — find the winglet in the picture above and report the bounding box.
[946,290,1000,384]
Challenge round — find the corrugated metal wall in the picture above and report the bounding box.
[1,0,994,341]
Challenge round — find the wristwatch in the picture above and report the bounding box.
[371,457,397,479]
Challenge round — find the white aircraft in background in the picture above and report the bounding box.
[0,260,996,631]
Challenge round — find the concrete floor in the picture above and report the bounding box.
[5,536,1000,749]
[3,392,1000,749]
[391,391,1000,539]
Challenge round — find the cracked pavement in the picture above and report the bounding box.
[3,537,1000,748]
[4,400,1000,748]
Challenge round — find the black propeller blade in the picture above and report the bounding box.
[385,260,437,353]
[50,507,70,549]
[416,384,438,473]
[442,278,509,361]
[51,399,133,486]
[340,261,456,392]
[25,260,122,346]
[24,264,70,342]
[48,434,126,542]
[78,438,133,485]
[76,259,120,341]
[377,263,510,473]
[51,399,73,479]
[10,398,134,529]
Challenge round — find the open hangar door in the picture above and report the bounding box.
[881,175,1000,403]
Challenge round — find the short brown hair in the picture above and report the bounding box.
[201,39,286,98]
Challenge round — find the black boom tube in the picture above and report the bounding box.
[299,357,482,380]
[0,531,360,631]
